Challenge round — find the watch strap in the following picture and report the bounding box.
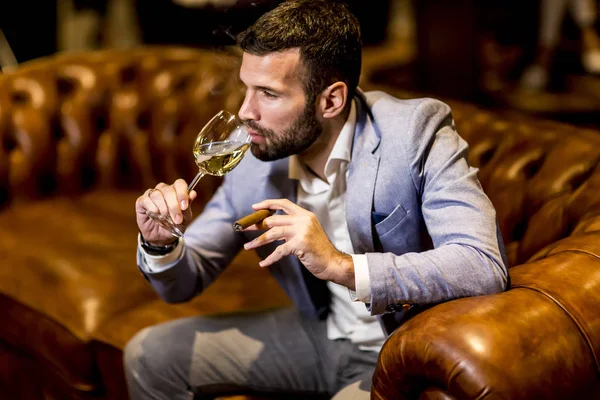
[139,233,178,256]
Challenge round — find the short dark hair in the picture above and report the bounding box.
[237,0,362,105]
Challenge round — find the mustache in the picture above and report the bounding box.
[242,120,270,136]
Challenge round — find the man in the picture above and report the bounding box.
[125,1,508,399]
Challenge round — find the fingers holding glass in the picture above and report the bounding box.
[138,188,160,215]
[144,183,187,238]
[147,187,167,216]
[158,185,184,225]
[173,178,190,211]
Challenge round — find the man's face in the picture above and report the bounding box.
[238,49,322,161]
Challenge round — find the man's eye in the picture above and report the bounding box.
[263,90,278,99]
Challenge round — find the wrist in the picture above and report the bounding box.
[331,251,355,290]
[139,233,179,256]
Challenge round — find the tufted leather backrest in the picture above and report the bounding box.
[447,103,600,267]
[0,47,245,208]
[3,49,600,268]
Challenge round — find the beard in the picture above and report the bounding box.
[243,105,323,162]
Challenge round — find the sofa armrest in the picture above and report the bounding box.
[372,250,600,400]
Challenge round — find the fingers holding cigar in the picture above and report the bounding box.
[233,209,276,231]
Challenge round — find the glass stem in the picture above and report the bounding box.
[187,170,206,192]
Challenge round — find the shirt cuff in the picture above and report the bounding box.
[138,234,185,273]
[351,254,371,303]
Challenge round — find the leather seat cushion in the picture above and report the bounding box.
[0,190,290,390]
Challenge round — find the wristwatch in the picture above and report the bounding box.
[139,233,178,256]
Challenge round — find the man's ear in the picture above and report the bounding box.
[318,82,348,119]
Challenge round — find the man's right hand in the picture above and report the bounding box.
[135,179,198,246]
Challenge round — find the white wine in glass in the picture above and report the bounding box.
[193,140,250,176]
[146,110,251,237]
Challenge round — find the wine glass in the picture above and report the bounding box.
[146,110,251,237]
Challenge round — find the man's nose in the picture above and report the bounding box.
[238,92,258,122]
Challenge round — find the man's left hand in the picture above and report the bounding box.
[243,198,355,289]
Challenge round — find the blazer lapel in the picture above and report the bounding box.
[347,92,381,254]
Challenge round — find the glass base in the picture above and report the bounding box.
[146,211,184,238]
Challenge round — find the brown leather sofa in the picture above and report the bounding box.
[0,48,599,399]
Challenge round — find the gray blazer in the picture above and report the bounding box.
[138,90,508,333]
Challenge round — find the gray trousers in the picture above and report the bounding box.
[123,308,379,400]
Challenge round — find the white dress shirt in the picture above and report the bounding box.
[288,101,384,351]
[140,100,385,351]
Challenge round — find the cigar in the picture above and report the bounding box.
[233,209,275,231]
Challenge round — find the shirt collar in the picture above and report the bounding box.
[289,100,356,193]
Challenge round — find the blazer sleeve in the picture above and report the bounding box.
[137,174,245,303]
[365,99,508,315]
